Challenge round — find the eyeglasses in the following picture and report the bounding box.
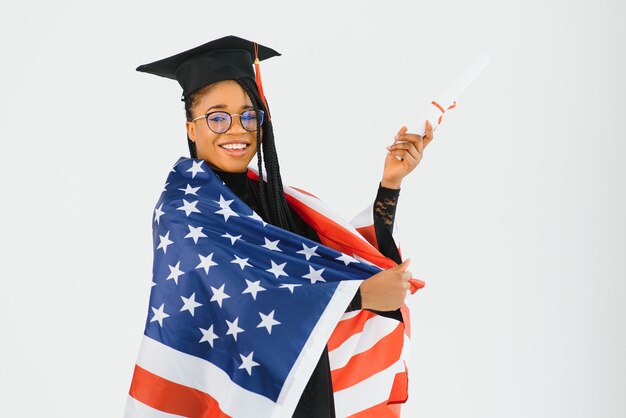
[191,109,264,134]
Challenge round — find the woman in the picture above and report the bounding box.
[130,35,433,418]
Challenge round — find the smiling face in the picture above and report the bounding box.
[186,80,259,173]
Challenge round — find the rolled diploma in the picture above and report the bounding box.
[407,52,490,136]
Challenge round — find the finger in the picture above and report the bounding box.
[389,143,421,163]
[394,258,411,271]
[388,142,417,152]
[395,126,408,139]
[390,149,407,162]
[387,142,423,158]
[401,148,418,168]
[424,120,434,148]
[401,271,412,281]
[393,134,424,154]
[393,133,422,144]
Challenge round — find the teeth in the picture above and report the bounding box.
[221,143,248,150]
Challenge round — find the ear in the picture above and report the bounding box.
[186,120,197,142]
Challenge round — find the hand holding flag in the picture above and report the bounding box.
[360,258,412,311]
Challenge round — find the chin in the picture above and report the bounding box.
[204,156,254,173]
[223,163,250,173]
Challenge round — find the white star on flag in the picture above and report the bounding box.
[238,352,260,376]
[199,325,219,347]
[231,255,252,270]
[279,283,302,293]
[157,231,174,254]
[179,184,200,195]
[242,279,266,300]
[180,293,203,316]
[336,253,359,266]
[162,182,169,192]
[266,260,288,279]
[257,310,281,334]
[150,303,169,327]
[303,265,326,284]
[154,203,164,224]
[221,232,242,245]
[186,161,205,178]
[177,199,201,217]
[261,238,282,252]
[210,284,230,307]
[297,243,320,260]
[166,261,185,285]
[196,252,218,274]
[185,225,207,244]
[226,317,244,341]
[248,211,267,226]
[215,195,239,221]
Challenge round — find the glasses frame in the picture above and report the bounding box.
[191,109,265,134]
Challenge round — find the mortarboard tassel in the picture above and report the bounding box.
[253,42,271,121]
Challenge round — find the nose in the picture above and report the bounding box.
[226,114,247,135]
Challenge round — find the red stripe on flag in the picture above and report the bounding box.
[284,194,396,269]
[247,170,393,267]
[331,324,404,392]
[355,225,378,249]
[129,364,230,418]
[388,369,409,404]
[400,304,411,338]
[327,310,377,351]
[347,399,402,418]
[290,186,319,198]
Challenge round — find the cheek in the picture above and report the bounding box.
[195,128,219,147]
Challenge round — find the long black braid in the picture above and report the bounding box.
[183,78,297,233]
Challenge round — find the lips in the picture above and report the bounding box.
[220,142,250,150]
[218,141,250,154]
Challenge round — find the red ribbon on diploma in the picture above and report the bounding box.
[432,100,457,126]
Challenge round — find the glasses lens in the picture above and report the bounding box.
[240,110,263,132]
[207,112,231,134]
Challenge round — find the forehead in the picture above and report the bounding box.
[195,80,252,108]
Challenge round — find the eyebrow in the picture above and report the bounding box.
[205,104,255,112]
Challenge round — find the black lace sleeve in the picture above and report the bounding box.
[364,183,404,321]
[374,183,402,264]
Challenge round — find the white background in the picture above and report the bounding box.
[1,1,625,417]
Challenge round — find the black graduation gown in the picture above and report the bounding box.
[212,168,402,418]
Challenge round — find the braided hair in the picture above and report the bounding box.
[183,78,297,233]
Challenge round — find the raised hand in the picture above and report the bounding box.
[381,120,434,189]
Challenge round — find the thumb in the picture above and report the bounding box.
[393,258,411,271]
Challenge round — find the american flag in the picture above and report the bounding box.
[125,157,424,418]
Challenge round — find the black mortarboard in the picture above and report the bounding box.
[136,35,280,102]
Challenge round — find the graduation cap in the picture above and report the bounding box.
[136,35,279,114]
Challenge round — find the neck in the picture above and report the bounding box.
[210,166,250,195]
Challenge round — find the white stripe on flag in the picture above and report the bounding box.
[349,204,374,229]
[134,280,362,418]
[340,310,361,321]
[135,336,276,417]
[328,315,400,369]
[276,280,361,413]
[333,357,406,417]
[124,395,183,418]
[249,166,376,249]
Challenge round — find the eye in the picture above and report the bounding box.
[241,111,256,121]
[209,115,227,122]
